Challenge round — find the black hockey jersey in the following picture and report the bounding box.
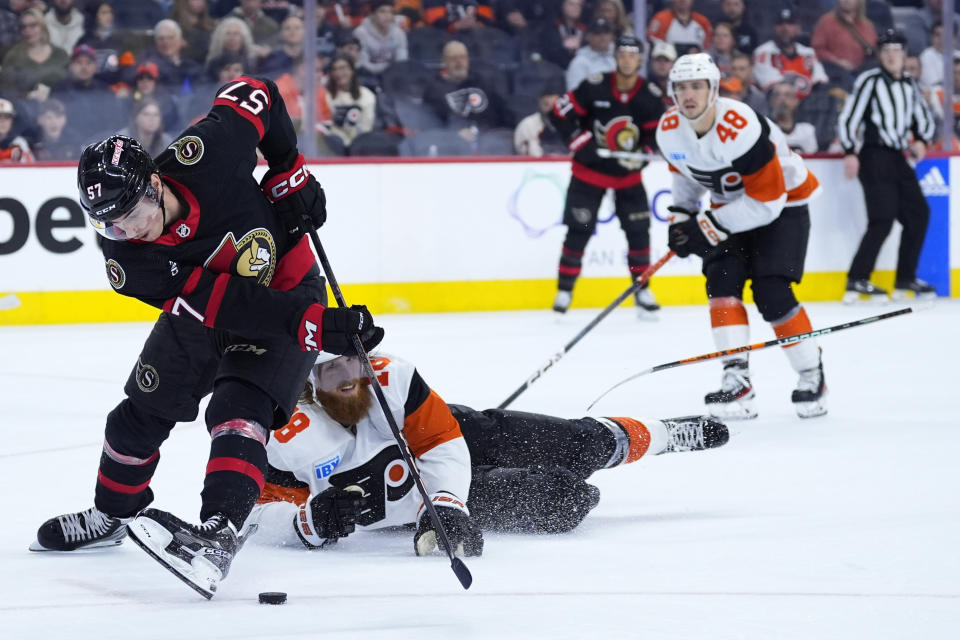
[97,76,321,343]
[549,72,665,189]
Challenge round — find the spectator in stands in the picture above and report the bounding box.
[206,16,259,78]
[707,21,738,76]
[335,30,362,65]
[753,8,827,99]
[326,53,377,147]
[168,0,216,64]
[124,61,179,133]
[919,21,956,89]
[424,1,495,33]
[325,0,367,30]
[920,0,960,31]
[0,8,69,100]
[178,51,248,126]
[593,0,634,37]
[729,51,768,115]
[44,0,83,54]
[230,0,280,45]
[0,96,32,161]
[0,1,26,56]
[496,0,552,37]
[354,0,409,77]
[565,17,615,90]
[423,39,513,139]
[647,0,711,54]
[396,0,424,31]
[260,15,305,76]
[145,19,203,92]
[117,97,173,157]
[646,40,677,106]
[313,2,343,57]
[53,43,123,139]
[513,83,566,157]
[537,0,586,69]
[32,97,78,160]
[77,2,128,82]
[811,0,877,80]
[719,0,756,55]
[768,81,818,153]
[274,51,333,133]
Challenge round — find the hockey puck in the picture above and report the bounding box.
[258,592,287,605]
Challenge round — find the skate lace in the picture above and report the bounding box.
[59,508,113,543]
[668,420,705,451]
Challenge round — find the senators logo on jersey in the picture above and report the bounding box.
[204,228,277,286]
[593,116,641,154]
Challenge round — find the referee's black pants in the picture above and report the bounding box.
[848,147,930,283]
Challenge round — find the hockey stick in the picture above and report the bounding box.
[496,251,675,410]
[586,307,913,410]
[595,149,660,161]
[306,227,473,590]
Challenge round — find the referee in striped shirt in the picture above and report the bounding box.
[837,28,936,302]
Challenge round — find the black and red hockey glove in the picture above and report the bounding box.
[296,303,384,354]
[261,153,327,234]
[667,206,729,258]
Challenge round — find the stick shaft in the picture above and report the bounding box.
[307,229,471,589]
[497,251,674,409]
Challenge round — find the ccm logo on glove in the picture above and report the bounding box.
[264,156,310,202]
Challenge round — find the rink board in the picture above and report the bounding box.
[0,156,956,325]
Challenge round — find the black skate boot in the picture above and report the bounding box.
[704,359,757,420]
[660,416,730,453]
[792,358,828,419]
[127,509,238,600]
[843,279,889,304]
[30,506,129,552]
[553,289,572,313]
[633,285,660,319]
[892,278,936,301]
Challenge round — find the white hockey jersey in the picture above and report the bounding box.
[752,40,827,98]
[250,354,471,547]
[655,97,821,234]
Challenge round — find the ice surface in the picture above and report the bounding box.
[1,301,958,639]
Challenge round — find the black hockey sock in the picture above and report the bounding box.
[627,247,650,280]
[200,427,267,528]
[94,441,159,518]
[558,246,584,291]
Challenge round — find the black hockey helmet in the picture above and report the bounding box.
[77,135,158,236]
[616,35,643,55]
[877,28,907,49]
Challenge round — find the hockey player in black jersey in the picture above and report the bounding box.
[549,35,666,317]
[30,76,384,599]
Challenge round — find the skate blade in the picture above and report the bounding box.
[635,307,660,321]
[28,537,125,552]
[794,400,828,419]
[842,292,889,305]
[891,290,937,302]
[127,518,218,600]
[707,401,758,420]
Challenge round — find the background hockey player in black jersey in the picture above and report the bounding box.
[549,35,666,317]
[30,77,384,600]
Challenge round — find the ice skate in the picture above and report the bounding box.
[127,509,238,600]
[633,285,660,319]
[704,359,757,420]
[553,290,572,313]
[792,358,828,419]
[30,506,129,552]
[891,279,936,301]
[660,415,730,453]
[843,279,889,304]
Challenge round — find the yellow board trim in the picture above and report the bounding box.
[0,269,951,326]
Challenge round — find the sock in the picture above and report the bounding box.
[772,305,821,372]
[597,417,669,467]
[710,297,750,368]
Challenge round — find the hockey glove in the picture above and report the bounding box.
[295,486,366,548]
[261,153,327,234]
[413,491,483,558]
[296,303,385,353]
[667,206,729,258]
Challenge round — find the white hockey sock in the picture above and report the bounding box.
[710,297,750,368]
[771,305,821,372]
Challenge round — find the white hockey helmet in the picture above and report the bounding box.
[668,53,721,119]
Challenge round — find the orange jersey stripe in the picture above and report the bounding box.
[403,389,463,457]
[773,306,813,348]
[710,297,749,328]
[423,6,445,24]
[741,153,787,202]
[257,481,310,506]
[787,171,820,203]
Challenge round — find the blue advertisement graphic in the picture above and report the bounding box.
[915,158,950,295]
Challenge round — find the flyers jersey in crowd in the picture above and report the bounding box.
[252,354,471,545]
[655,96,821,233]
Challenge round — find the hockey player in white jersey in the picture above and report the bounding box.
[249,351,730,552]
[655,53,826,419]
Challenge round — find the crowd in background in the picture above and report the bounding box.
[0,0,957,162]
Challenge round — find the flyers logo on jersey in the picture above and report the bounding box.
[688,165,744,195]
[168,135,204,165]
[594,116,640,154]
[204,228,277,285]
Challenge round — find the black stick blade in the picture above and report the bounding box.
[451,558,472,589]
